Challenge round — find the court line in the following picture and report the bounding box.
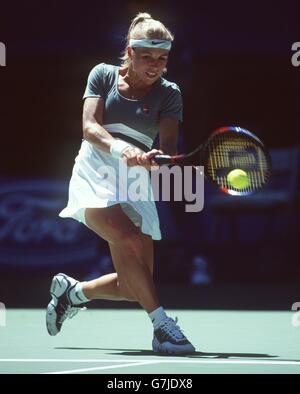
[44,361,160,375]
[1,359,300,366]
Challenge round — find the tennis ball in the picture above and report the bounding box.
[227,169,250,190]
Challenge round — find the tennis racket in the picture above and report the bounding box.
[154,126,272,196]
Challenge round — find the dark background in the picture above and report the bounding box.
[0,0,299,308]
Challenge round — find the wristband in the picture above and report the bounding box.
[110,139,131,159]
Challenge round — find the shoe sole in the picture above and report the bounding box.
[46,274,67,336]
[152,337,196,356]
[46,298,59,336]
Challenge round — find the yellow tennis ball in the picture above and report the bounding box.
[227,169,250,189]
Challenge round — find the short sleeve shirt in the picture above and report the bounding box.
[83,63,183,146]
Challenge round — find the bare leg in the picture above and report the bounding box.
[82,205,160,313]
[83,273,129,301]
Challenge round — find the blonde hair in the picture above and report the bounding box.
[121,12,174,68]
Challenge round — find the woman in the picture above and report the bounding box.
[46,12,195,355]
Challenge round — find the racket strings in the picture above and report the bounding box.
[204,133,271,193]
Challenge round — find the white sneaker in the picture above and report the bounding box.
[46,273,85,336]
[152,317,196,355]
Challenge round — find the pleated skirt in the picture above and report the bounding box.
[59,139,162,240]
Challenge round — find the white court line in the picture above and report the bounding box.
[1,359,300,366]
[44,361,159,375]
[0,359,155,363]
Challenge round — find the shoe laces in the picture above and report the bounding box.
[159,317,185,340]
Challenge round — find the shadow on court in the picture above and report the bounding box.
[55,347,277,359]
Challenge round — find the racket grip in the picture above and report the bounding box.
[153,154,172,165]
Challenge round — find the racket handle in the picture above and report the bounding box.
[154,154,187,165]
[153,154,172,165]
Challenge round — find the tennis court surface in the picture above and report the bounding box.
[1,309,300,374]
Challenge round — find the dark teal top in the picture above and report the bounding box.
[83,63,183,145]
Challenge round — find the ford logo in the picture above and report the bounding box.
[0,179,100,269]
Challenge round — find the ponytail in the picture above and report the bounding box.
[120,12,174,68]
[128,12,153,35]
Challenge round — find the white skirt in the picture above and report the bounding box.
[59,139,162,240]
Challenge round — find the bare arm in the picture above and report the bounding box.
[136,118,179,169]
[83,97,148,167]
[158,118,179,155]
[82,97,115,153]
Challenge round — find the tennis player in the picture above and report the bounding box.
[46,12,195,355]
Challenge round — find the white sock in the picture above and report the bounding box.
[149,306,168,329]
[69,282,90,305]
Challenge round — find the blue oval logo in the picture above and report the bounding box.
[0,179,100,269]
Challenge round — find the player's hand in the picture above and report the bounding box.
[137,149,164,170]
[121,147,144,167]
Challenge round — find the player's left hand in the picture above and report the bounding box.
[137,149,163,170]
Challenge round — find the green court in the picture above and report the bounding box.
[1,309,300,374]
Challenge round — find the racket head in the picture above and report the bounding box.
[202,126,272,196]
